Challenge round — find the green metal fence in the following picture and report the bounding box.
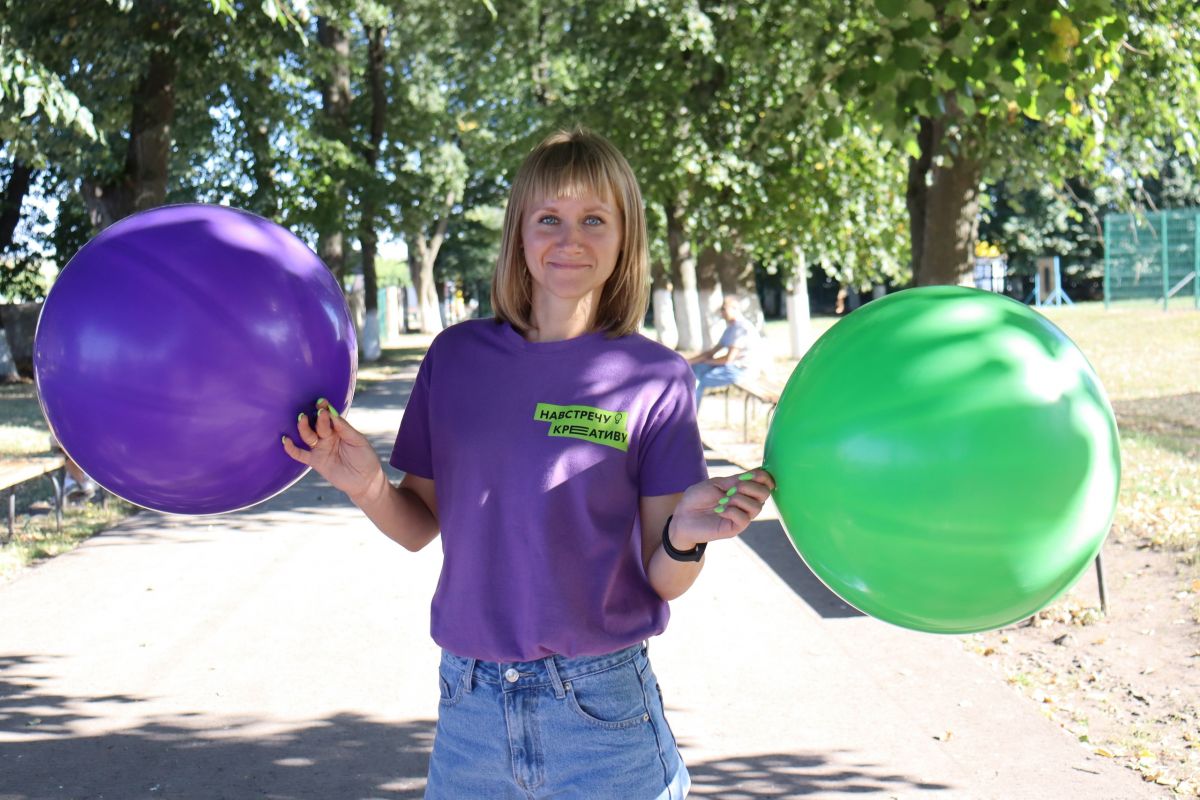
[1104,208,1200,310]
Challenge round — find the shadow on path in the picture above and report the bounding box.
[0,655,946,800]
[685,748,952,798]
[705,455,861,620]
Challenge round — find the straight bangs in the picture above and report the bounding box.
[492,129,650,338]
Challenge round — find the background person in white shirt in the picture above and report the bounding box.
[688,295,762,409]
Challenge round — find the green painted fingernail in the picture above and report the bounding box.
[317,397,328,406]
[298,412,306,422]
[714,506,726,514]
[281,435,288,445]
[739,473,755,481]
[717,497,730,506]
[328,406,340,419]
[725,487,738,497]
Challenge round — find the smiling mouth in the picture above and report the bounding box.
[547,261,590,270]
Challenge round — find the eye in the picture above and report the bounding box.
[537,214,559,225]
[584,215,605,226]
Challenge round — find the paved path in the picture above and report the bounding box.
[0,345,1156,799]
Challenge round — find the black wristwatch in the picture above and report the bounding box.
[661,515,706,562]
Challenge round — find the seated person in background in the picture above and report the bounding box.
[49,433,99,504]
[689,295,763,409]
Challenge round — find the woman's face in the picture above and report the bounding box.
[520,189,622,313]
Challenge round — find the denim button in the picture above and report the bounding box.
[504,668,520,683]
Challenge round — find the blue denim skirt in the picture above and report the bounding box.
[425,642,690,799]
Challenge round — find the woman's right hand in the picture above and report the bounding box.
[282,399,385,500]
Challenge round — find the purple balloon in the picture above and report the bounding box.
[34,204,357,515]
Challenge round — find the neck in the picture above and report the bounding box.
[527,295,599,342]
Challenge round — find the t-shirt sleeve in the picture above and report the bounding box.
[390,348,435,479]
[719,320,750,350]
[638,364,708,496]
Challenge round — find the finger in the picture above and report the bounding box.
[314,407,334,438]
[723,493,766,520]
[281,435,311,465]
[328,411,367,444]
[713,490,764,521]
[296,413,320,447]
[718,470,766,494]
[720,479,772,505]
[740,467,777,492]
[711,503,752,536]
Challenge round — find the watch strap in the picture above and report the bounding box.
[662,514,706,562]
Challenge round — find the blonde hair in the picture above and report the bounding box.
[491,128,650,337]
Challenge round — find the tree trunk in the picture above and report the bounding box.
[906,116,934,286]
[716,235,762,329]
[408,243,444,335]
[919,152,983,287]
[696,246,721,349]
[0,160,33,251]
[908,114,983,286]
[406,190,456,334]
[357,24,388,362]
[81,13,178,229]
[317,16,351,282]
[785,248,812,359]
[650,258,677,348]
[666,201,701,351]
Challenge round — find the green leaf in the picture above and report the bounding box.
[21,85,41,117]
[875,0,906,20]
[894,45,922,72]
[1102,18,1126,43]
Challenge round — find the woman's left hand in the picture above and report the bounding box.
[668,468,776,550]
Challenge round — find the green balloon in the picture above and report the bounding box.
[763,287,1120,634]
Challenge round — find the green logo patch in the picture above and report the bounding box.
[534,403,629,451]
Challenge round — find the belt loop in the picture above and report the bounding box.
[464,658,477,693]
[545,656,566,700]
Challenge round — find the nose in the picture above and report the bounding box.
[556,222,584,251]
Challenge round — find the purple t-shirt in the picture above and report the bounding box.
[390,318,708,662]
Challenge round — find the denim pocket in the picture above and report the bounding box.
[438,659,466,707]
[563,662,650,730]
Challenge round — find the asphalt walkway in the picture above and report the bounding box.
[0,341,1157,800]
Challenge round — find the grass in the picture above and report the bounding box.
[1033,303,1200,555]
[0,493,135,583]
[0,382,56,456]
[0,378,140,582]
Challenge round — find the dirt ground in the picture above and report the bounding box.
[968,526,1200,796]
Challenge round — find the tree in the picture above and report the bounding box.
[3,0,307,233]
[811,0,1200,285]
[980,148,1200,295]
